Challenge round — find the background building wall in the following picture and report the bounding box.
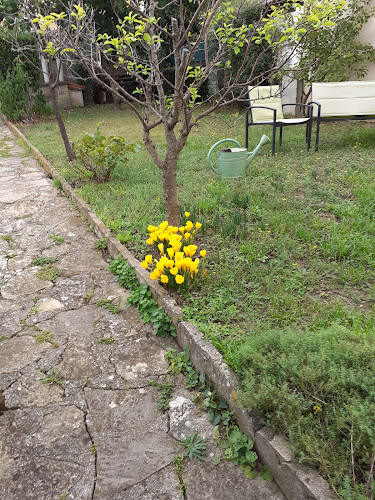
[356,0,375,80]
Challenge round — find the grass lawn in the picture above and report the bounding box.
[19,105,375,499]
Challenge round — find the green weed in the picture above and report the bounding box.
[1,235,13,246]
[149,378,175,411]
[116,231,132,244]
[172,455,186,494]
[99,337,115,345]
[49,234,64,245]
[30,256,58,267]
[95,238,107,250]
[96,298,121,314]
[109,257,138,289]
[182,433,207,461]
[84,289,95,303]
[40,369,62,385]
[53,178,62,190]
[35,330,53,344]
[36,265,61,282]
[127,284,176,337]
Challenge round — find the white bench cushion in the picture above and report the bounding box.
[312,81,375,117]
[249,85,284,121]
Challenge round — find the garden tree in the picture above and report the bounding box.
[28,0,345,225]
[21,3,76,160]
[295,0,375,102]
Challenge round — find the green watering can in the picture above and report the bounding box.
[207,135,270,178]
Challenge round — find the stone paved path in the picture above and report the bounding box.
[0,120,286,500]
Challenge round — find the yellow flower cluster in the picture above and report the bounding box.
[141,212,207,289]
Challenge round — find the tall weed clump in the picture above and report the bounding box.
[237,325,375,499]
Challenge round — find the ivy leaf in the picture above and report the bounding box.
[212,413,221,426]
[243,467,258,480]
[260,465,273,482]
[246,451,258,463]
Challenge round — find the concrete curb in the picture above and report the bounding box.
[4,116,340,500]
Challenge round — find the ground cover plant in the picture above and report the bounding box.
[19,105,375,499]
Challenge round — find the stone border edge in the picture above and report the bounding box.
[3,116,339,500]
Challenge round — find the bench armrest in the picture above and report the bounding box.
[246,105,277,124]
[309,101,321,118]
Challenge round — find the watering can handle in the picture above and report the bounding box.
[207,138,242,174]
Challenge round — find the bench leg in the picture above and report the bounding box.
[279,126,283,146]
[315,118,320,152]
[306,121,312,151]
[245,112,249,150]
[272,123,276,156]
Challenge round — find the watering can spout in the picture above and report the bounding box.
[246,134,271,166]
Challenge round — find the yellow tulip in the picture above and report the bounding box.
[184,233,191,240]
[141,261,149,269]
[170,267,178,276]
[185,212,190,218]
[179,226,185,234]
[158,243,164,254]
[161,275,169,284]
[200,249,206,257]
[175,275,184,284]
[160,221,168,230]
[167,248,174,258]
[145,254,153,264]
[149,272,158,280]
[147,238,154,245]
[196,222,202,229]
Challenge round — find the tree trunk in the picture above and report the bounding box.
[102,58,122,110]
[49,85,76,161]
[162,154,180,226]
[110,79,122,110]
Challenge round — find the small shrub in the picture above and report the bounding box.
[73,126,135,183]
[0,58,28,120]
[237,325,375,497]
